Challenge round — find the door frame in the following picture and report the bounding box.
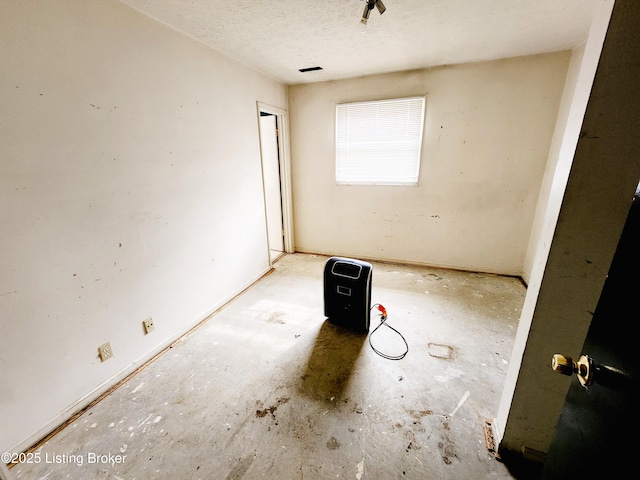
[256,102,294,259]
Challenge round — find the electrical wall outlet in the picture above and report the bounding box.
[143,317,155,334]
[98,342,113,362]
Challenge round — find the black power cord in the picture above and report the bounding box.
[368,303,409,360]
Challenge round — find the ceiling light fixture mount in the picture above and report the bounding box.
[361,0,386,25]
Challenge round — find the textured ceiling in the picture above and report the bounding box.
[120,0,599,85]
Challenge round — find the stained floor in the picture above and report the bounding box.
[13,253,533,479]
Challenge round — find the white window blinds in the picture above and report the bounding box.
[335,96,425,185]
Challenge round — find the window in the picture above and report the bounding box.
[335,96,426,185]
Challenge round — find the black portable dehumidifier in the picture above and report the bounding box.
[323,257,372,333]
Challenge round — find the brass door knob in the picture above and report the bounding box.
[551,354,574,376]
[551,353,593,387]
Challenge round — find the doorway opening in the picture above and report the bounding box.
[257,103,294,265]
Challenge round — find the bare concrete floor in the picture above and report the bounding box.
[13,253,536,479]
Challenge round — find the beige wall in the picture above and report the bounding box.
[288,52,570,276]
[522,43,587,285]
[0,0,286,453]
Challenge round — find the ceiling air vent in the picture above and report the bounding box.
[299,66,323,73]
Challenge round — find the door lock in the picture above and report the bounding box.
[551,353,593,387]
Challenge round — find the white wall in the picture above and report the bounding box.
[288,53,570,276]
[0,0,286,453]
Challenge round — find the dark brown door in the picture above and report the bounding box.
[542,191,639,478]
